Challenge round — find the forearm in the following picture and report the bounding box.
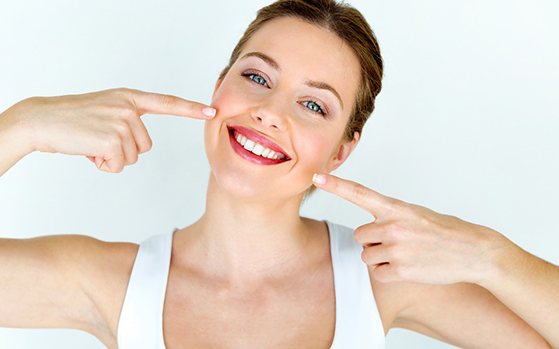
[0,103,35,177]
[480,240,559,348]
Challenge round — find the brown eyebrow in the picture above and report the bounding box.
[240,51,280,71]
[239,51,344,110]
[304,80,344,110]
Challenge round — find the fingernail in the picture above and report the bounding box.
[203,107,216,118]
[312,173,327,185]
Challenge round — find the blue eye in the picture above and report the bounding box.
[303,100,326,116]
[243,72,269,87]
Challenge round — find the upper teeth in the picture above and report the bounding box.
[234,131,286,160]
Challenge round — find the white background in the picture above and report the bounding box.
[1,0,558,348]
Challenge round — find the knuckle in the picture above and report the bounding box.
[352,183,370,201]
[103,134,122,153]
[114,87,131,95]
[417,214,432,229]
[125,150,139,164]
[361,249,370,264]
[161,94,178,107]
[384,197,402,214]
[114,121,129,134]
[361,247,378,265]
[400,201,418,216]
[107,159,124,173]
[117,105,137,120]
[386,222,405,240]
[386,199,399,211]
[109,87,128,100]
[386,196,400,206]
[139,139,153,153]
[353,227,363,243]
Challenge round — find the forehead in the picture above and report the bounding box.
[238,16,361,111]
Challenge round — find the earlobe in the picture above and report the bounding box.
[326,131,360,173]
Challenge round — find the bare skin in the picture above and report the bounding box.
[0,16,555,349]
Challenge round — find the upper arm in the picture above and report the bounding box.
[369,266,551,348]
[0,234,137,344]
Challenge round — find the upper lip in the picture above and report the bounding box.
[227,125,291,160]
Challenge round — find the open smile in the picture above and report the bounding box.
[227,125,291,165]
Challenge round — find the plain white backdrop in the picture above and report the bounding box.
[1,0,558,348]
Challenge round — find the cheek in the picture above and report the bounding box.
[211,88,238,116]
[211,79,255,118]
[294,132,335,172]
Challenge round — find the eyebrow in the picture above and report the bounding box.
[240,51,344,110]
[241,51,280,71]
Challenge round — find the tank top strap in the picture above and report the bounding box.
[117,229,175,349]
[117,223,384,349]
[325,220,386,349]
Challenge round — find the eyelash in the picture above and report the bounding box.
[241,71,328,117]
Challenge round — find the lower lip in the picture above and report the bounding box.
[228,129,289,166]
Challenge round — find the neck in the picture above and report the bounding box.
[183,173,313,288]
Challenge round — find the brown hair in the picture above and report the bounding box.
[218,0,383,199]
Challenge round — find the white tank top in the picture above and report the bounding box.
[117,220,385,348]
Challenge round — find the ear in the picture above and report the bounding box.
[325,131,360,173]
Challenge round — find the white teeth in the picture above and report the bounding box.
[235,133,244,144]
[243,139,255,151]
[252,144,264,156]
[262,148,270,157]
[233,130,287,161]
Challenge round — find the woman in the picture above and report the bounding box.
[0,0,557,348]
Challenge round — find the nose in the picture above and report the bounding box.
[250,95,288,130]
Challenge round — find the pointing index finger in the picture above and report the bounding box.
[312,173,393,216]
[128,89,216,119]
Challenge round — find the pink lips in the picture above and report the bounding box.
[227,125,291,160]
[227,125,292,166]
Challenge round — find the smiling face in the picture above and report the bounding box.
[204,16,361,201]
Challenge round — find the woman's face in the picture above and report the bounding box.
[205,16,361,200]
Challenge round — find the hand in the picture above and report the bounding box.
[12,87,216,173]
[312,173,512,285]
